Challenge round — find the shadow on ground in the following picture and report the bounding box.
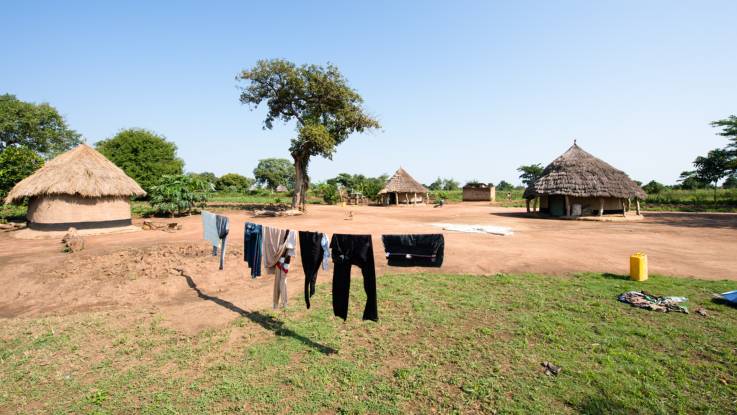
[639,212,737,230]
[176,268,337,355]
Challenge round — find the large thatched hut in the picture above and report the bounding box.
[523,143,646,217]
[378,168,429,205]
[4,144,146,231]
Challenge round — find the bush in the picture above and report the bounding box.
[216,173,254,193]
[314,182,341,204]
[148,175,212,216]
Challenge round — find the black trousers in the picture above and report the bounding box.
[299,231,324,309]
[330,234,378,322]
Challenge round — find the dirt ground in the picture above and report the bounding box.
[1,204,736,333]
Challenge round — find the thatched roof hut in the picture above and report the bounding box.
[5,144,145,231]
[378,168,429,205]
[524,143,645,217]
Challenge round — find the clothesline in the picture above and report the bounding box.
[201,211,446,322]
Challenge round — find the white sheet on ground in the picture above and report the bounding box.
[432,223,514,236]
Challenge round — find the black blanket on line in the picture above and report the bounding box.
[381,234,444,267]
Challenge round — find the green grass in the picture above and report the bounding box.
[642,189,737,212]
[1,272,735,414]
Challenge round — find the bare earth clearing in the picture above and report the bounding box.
[1,204,735,333]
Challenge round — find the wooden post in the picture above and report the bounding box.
[599,198,605,216]
[635,199,641,215]
[534,197,539,212]
[413,192,417,205]
[621,199,626,217]
[526,199,530,213]
[394,192,398,205]
[565,195,571,217]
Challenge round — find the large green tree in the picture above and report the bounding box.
[517,164,544,187]
[95,128,184,193]
[693,148,732,202]
[0,94,81,158]
[253,158,295,191]
[237,59,380,211]
[0,146,44,198]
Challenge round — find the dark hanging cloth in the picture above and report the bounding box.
[381,234,444,267]
[299,231,327,309]
[215,214,229,270]
[330,234,378,322]
[244,222,263,278]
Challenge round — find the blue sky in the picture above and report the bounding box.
[3,1,736,185]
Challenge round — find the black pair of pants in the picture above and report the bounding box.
[330,234,378,322]
[299,231,324,309]
[381,234,444,267]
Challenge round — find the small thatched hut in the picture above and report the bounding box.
[524,143,646,217]
[4,144,146,231]
[378,168,429,205]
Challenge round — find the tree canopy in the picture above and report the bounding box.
[216,173,254,193]
[428,178,460,191]
[0,94,81,158]
[497,180,514,191]
[517,164,544,187]
[0,146,44,198]
[327,173,388,200]
[237,59,380,210]
[253,158,295,191]
[95,128,184,193]
[642,180,665,194]
[693,148,732,201]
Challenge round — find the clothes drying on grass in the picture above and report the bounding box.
[244,222,263,278]
[618,291,688,313]
[714,290,737,305]
[432,223,513,236]
[330,234,378,322]
[215,214,229,270]
[263,226,296,309]
[201,211,219,256]
[382,234,444,267]
[299,231,330,309]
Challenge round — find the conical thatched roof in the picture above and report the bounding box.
[379,168,428,194]
[5,144,146,204]
[525,143,646,199]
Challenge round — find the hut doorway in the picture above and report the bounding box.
[549,195,566,217]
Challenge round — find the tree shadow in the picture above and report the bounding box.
[639,212,737,230]
[177,269,337,355]
[575,394,635,415]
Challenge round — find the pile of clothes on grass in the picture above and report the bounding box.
[618,291,689,314]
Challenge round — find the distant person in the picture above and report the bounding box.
[434,198,444,208]
[506,192,512,200]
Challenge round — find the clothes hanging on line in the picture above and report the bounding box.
[215,214,229,270]
[299,231,330,309]
[263,226,296,309]
[244,222,263,278]
[381,234,444,267]
[201,211,219,256]
[330,234,378,322]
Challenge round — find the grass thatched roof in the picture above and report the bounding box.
[379,168,428,194]
[5,144,146,204]
[525,143,646,200]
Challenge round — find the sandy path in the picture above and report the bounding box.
[1,204,735,333]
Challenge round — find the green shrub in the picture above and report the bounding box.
[149,175,212,216]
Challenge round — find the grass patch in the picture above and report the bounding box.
[1,273,736,414]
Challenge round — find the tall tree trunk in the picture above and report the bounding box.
[292,153,309,212]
